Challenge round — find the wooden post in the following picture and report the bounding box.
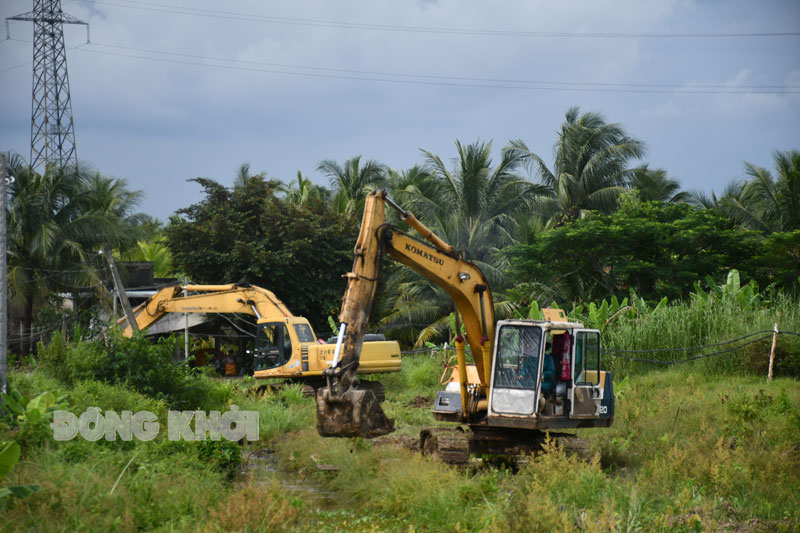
[767,323,778,381]
[102,243,139,334]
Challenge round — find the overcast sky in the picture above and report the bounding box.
[1,0,798,222]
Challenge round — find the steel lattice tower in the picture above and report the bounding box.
[7,0,87,172]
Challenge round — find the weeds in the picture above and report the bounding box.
[37,331,233,411]
[2,303,798,531]
[603,291,800,377]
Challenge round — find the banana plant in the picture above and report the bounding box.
[328,315,339,337]
[448,312,467,337]
[571,295,640,330]
[690,270,763,310]
[1,388,69,427]
[0,441,39,507]
[520,292,669,331]
[527,301,544,320]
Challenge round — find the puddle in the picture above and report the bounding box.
[238,449,339,509]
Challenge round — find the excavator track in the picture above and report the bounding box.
[469,427,590,458]
[420,428,471,465]
[419,427,590,465]
[355,380,386,403]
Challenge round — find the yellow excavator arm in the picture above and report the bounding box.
[383,229,495,383]
[116,283,401,385]
[118,284,293,337]
[317,189,496,437]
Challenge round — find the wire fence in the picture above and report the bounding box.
[398,329,799,366]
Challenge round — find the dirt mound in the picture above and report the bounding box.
[407,395,431,408]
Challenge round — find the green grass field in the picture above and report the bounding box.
[2,288,800,532]
[2,348,799,532]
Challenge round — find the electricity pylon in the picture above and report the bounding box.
[7,0,88,172]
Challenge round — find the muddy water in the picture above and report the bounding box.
[238,449,339,509]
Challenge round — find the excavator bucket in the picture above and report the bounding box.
[316,386,394,438]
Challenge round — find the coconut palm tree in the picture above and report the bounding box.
[83,171,149,250]
[376,140,546,348]
[283,171,330,205]
[233,162,266,189]
[687,180,752,224]
[417,140,549,264]
[507,106,646,223]
[629,165,689,203]
[737,150,800,232]
[317,156,387,216]
[386,165,437,211]
[123,238,175,278]
[4,156,146,352]
[688,150,800,233]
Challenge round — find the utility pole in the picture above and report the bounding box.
[102,243,138,334]
[0,155,8,394]
[7,0,88,173]
[183,278,189,359]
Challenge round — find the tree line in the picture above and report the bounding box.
[4,106,799,349]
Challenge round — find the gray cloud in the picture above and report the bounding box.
[1,0,798,220]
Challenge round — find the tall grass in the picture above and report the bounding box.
[3,296,798,531]
[603,292,800,377]
[234,384,315,441]
[268,368,800,531]
[4,365,798,531]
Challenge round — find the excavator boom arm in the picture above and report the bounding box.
[335,190,494,387]
[317,189,495,438]
[118,284,295,337]
[384,231,494,384]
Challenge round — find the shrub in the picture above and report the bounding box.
[235,384,313,442]
[37,332,104,385]
[0,385,69,448]
[197,439,242,479]
[204,480,302,532]
[36,331,232,411]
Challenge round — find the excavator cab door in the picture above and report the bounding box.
[570,329,602,418]
[254,323,292,370]
[488,323,543,416]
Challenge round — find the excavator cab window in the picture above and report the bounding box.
[490,324,543,416]
[293,323,316,343]
[254,323,291,370]
[493,325,542,389]
[574,330,601,385]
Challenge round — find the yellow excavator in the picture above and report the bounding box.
[118,284,401,398]
[316,190,614,459]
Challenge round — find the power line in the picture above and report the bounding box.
[78,0,800,39]
[87,41,800,91]
[72,44,800,95]
[6,22,796,94]
[11,265,104,273]
[0,38,87,73]
[0,61,31,74]
[601,329,775,353]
